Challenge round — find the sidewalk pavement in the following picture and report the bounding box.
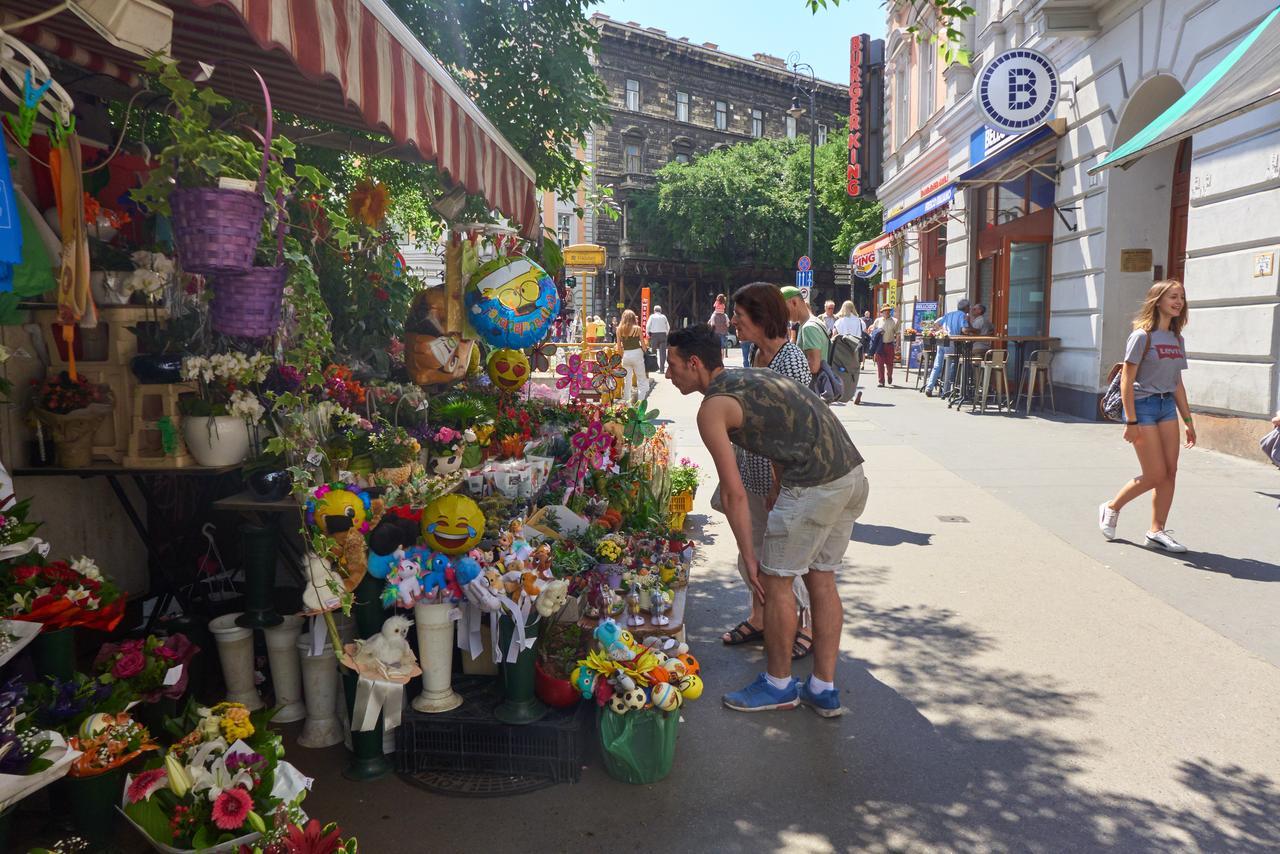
[290,364,1280,853]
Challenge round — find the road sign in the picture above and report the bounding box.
[833,263,852,285]
[796,255,812,272]
[563,243,607,268]
[794,270,813,288]
[800,286,811,302]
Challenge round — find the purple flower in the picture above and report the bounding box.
[225,750,264,773]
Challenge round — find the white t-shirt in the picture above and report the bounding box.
[834,315,865,338]
[646,312,670,334]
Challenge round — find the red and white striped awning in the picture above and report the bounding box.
[3,0,540,237]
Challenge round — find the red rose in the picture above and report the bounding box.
[13,565,41,583]
[112,648,146,679]
[374,288,389,302]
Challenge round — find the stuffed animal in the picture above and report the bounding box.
[354,615,417,677]
[536,579,570,618]
[301,553,344,613]
[381,553,424,608]
[571,665,596,700]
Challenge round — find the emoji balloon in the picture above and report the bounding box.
[487,348,530,392]
[421,493,485,554]
[465,255,559,349]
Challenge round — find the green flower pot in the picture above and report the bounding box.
[236,524,282,629]
[60,766,126,844]
[494,614,547,725]
[32,627,76,681]
[341,666,391,781]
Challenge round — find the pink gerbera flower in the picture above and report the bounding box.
[126,768,168,803]
[211,786,253,830]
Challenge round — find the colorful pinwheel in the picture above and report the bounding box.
[623,399,661,444]
[555,353,590,397]
[590,352,627,399]
[530,341,557,372]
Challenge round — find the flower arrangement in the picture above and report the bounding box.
[368,424,420,470]
[0,495,44,563]
[423,425,466,459]
[67,712,158,777]
[23,674,118,734]
[2,556,125,631]
[240,801,358,854]
[180,352,272,422]
[93,634,198,704]
[322,365,367,410]
[30,372,112,415]
[122,702,305,851]
[125,250,176,302]
[668,458,700,496]
[83,193,131,233]
[0,677,55,777]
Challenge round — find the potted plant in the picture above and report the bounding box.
[423,425,468,476]
[668,457,700,515]
[29,373,114,468]
[535,621,585,709]
[179,353,271,467]
[369,423,420,486]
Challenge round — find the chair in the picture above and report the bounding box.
[939,349,963,401]
[914,347,936,391]
[973,349,1010,413]
[1014,349,1056,415]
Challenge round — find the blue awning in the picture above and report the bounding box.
[957,120,1064,183]
[885,185,956,233]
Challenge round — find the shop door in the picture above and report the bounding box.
[1168,138,1192,283]
[999,238,1050,337]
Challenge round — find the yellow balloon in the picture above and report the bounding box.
[422,493,485,554]
[487,348,530,393]
[677,673,704,701]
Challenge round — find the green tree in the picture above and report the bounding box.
[807,0,976,64]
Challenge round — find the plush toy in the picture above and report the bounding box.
[571,665,596,700]
[536,579,570,618]
[381,553,424,609]
[301,553,344,613]
[354,615,417,677]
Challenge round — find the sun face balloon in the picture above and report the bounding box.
[306,483,372,535]
[487,348,530,393]
[421,493,485,555]
[465,255,559,349]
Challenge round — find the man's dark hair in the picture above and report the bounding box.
[732,282,789,340]
[668,324,724,370]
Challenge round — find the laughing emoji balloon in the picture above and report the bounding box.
[421,494,485,554]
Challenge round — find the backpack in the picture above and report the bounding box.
[827,334,861,403]
[809,361,844,403]
[1100,332,1150,422]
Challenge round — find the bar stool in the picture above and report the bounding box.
[915,346,936,391]
[973,349,1010,413]
[940,348,964,404]
[1014,349,1056,415]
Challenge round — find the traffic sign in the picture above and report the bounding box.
[833,263,852,285]
[794,270,813,288]
[796,255,812,272]
[800,286,811,302]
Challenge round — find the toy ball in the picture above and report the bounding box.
[621,686,647,711]
[306,484,372,535]
[676,652,700,675]
[422,494,485,554]
[664,658,688,678]
[609,694,630,715]
[676,673,704,701]
[487,348,530,393]
[78,712,114,740]
[465,255,559,349]
[651,682,682,712]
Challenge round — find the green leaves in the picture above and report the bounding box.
[807,1,975,65]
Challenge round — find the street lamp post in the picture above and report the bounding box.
[788,55,818,264]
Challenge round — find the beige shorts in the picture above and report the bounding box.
[760,465,869,577]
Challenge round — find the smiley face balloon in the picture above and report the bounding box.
[487,348,530,393]
[465,255,559,349]
[421,493,485,554]
[306,483,372,535]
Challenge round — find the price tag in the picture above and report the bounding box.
[163,665,184,686]
[306,450,324,466]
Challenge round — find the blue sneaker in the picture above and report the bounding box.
[798,682,844,718]
[722,673,799,712]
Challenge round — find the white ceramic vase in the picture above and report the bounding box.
[296,631,342,748]
[183,416,251,467]
[209,613,263,710]
[263,615,305,723]
[412,601,462,713]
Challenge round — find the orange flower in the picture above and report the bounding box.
[347,179,390,228]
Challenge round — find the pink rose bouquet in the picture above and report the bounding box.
[94,634,199,704]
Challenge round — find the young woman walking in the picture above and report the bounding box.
[1099,280,1195,552]
[718,282,814,659]
[616,309,648,403]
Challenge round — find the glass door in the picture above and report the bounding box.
[1002,239,1049,337]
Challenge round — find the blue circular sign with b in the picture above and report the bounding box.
[974,48,1059,135]
[797,255,812,272]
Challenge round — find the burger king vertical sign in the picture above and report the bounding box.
[847,34,865,197]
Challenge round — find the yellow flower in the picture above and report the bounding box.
[219,706,255,741]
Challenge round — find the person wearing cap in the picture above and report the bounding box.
[664,323,870,716]
[646,304,671,372]
[780,285,826,379]
[871,305,901,387]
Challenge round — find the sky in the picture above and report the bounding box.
[588,0,886,85]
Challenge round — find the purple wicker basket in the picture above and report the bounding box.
[210,264,287,338]
[171,187,266,275]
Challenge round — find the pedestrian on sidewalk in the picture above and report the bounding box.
[665,324,870,716]
[1099,280,1195,553]
[780,286,826,381]
[821,301,838,334]
[924,298,970,396]
[708,294,730,355]
[646,304,670,373]
[718,283,814,659]
[871,305,901,387]
[616,309,648,403]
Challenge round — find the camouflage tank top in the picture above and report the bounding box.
[706,368,863,487]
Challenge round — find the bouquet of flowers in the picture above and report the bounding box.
[2,556,125,631]
[180,352,272,423]
[30,372,113,416]
[24,674,120,735]
[0,494,46,564]
[0,676,79,811]
[122,703,308,852]
[93,634,199,704]
[67,712,158,777]
[239,801,358,854]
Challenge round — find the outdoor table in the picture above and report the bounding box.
[943,336,1006,410]
[578,586,688,644]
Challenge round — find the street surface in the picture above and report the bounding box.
[296,357,1280,853]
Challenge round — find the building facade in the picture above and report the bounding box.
[574,15,847,327]
[877,0,1280,456]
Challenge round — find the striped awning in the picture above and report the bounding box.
[1091,5,1280,173]
[4,0,540,236]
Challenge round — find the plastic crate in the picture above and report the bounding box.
[395,676,591,783]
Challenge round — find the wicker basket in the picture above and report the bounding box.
[170,187,266,275]
[210,263,287,338]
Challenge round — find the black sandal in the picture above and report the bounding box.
[791,631,814,660]
[722,620,764,645]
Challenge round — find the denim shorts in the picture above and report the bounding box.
[1134,393,1177,425]
[760,465,870,576]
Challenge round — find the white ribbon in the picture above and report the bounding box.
[456,602,485,660]
[351,675,406,732]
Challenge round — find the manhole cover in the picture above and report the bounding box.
[937,515,970,523]
[398,768,556,798]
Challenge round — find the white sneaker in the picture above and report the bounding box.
[1098,502,1119,540]
[1145,529,1187,553]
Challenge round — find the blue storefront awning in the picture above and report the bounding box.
[885,185,956,233]
[958,120,1065,183]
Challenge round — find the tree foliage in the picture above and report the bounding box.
[386,0,610,201]
[631,129,881,276]
[807,0,976,64]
